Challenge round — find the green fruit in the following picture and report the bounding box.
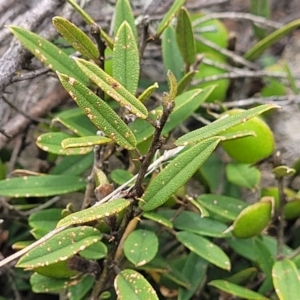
[221,109,275,164]
[262,187,300,220]
[261,187,295,209]
[194,52,229,102]
[261,64,287,97]
[232,200,272,238]
[191,13,228,60]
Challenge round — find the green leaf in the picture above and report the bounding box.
[244,19,300,61]
[162,25,184,80]
[176,7,196,66]
[51,153,93,175]
[30,273,71,293]
[68,275,94,300]
[113,21,140,95]
[178,253,208,300]
[110,169,133,185]
[197,194,248,222]
[177,231,231,270]
[272,259,300,300]
[176,104,279,145]
[65,0,114,49]
[0,174,85,198]
[52,108,97,136]
[162,87,215,135]
[57,198,130,227]
[128,111,156,145]
[57,72,137,150]
[52,17,99,61]
[209,280,268,300]
[228,235,292,262]
[61,136,112,149]
[37,132,93,155]
[9,26,87,83]
[75,58,147,119]
[17,226,101,268]
[34,260,78,279]
[138,82,159,103]
[250,0,270,39]
[156,0,186,36]
[124,229,159,266]
[173,211,230,238]
[177,71,197,95]
[114,0,137,41]
[143,211,173,228]
[226,163,261,189]
[114,269,159,300]
[253,237,275,277]
[79,241,107,260]
[140,137,220,211]
[29,209,63,239]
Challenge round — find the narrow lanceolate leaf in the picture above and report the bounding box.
[113,21,139,95]
[162,25,184,80]
[37,132,93,155]
[272,259,300,300]
[115,269,159,300]
[124,229,159,266]
[66,0,113,49]
[177,231,231,270]
[176,7,196,66]
[75,58,147,119]
[52,108,97,136]
[17,226,101,268]
[57,198,130,227]
[140,137,220,211]
[156,0,186,36]
[61,136,112,149]
[53,17,99,61]
[244,19,300,61]
[9,26,87,83]
[138,82,159,103]
[114,0,137,41]
[209,280,268,300]
[0,175,85,198]
[250,0,270,39]
[176,104,279,145]
[57,72,137,149]
[177,70,197,95]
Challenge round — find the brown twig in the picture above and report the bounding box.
[11,67,51,83]
[192,69,288,86]
[2,95,50,124]
[0,82,69,150]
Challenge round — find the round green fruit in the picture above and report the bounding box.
[221,109,275,164]
[191,13,228,61]
[232,200,272,238]
[194,52,229,102]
